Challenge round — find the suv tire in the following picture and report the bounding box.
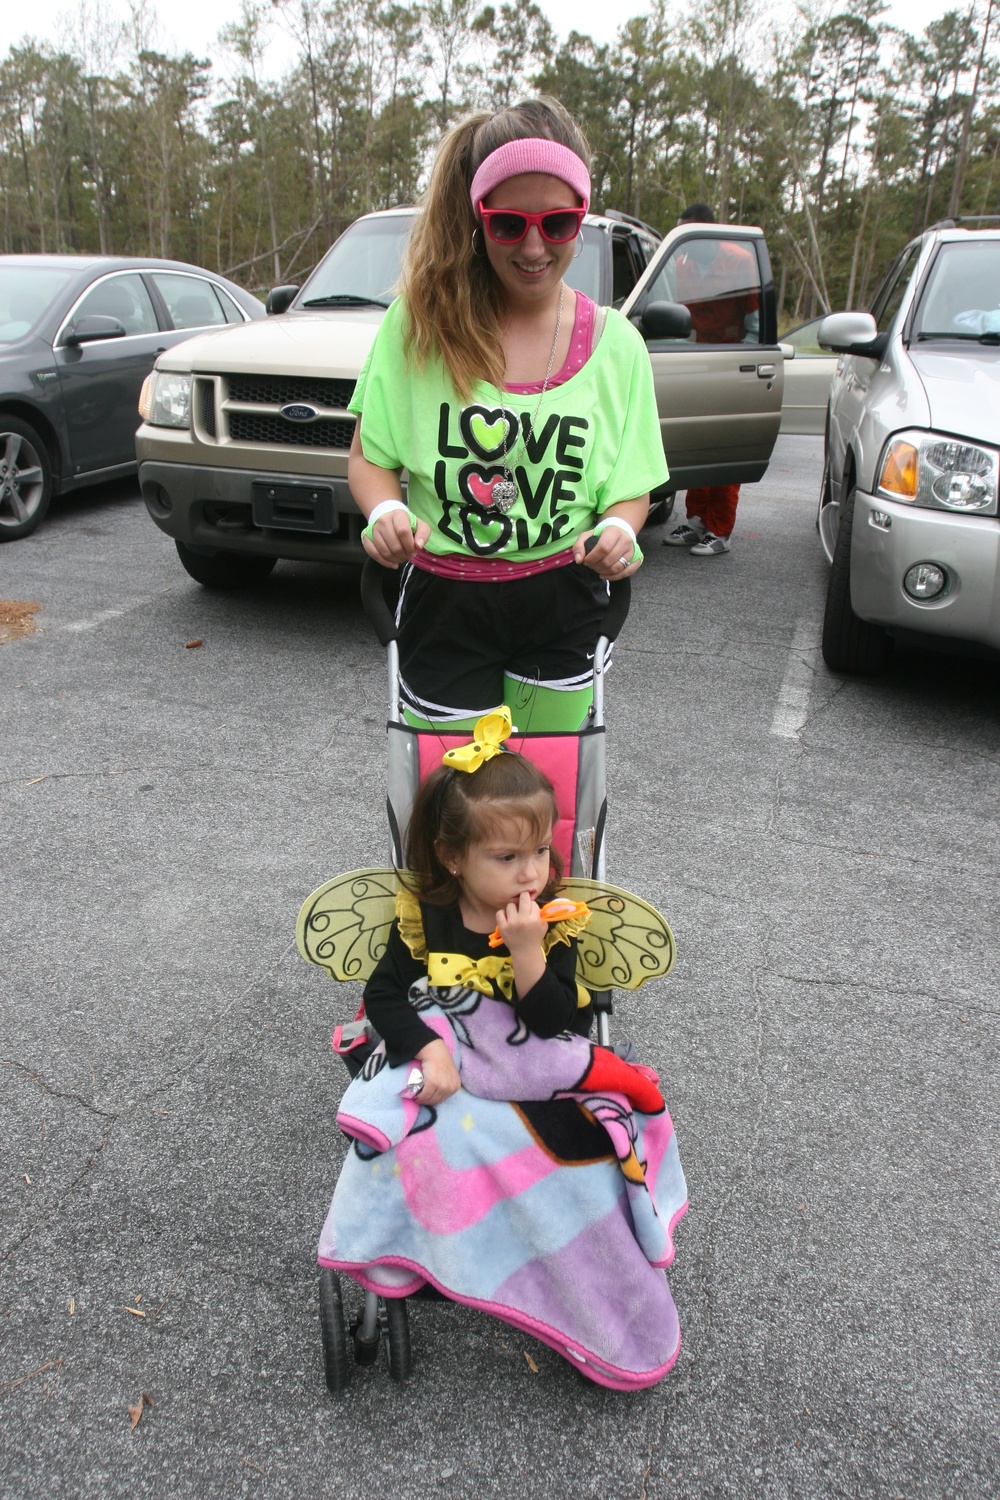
[644,492,676,529]
[816,457,839,564]
[822,486,891,673]
[176,541,278,588]
[0,417,53,541]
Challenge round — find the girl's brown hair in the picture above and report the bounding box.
[403,752,562,907]
[399,97,591,400]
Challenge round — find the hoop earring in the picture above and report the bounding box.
[573,233,584,260]
[471,226,482,256]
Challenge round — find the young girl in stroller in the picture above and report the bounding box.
[315,710,687,1390]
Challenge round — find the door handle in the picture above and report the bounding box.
[756,364,776,378]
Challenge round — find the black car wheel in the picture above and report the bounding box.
[644,492,675,529]
[0,418,52,541]
[816,456,839,564]
[821,487,891,673]
[175,540,277,588]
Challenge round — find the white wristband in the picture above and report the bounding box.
[367,499,409,527]
[593,517,637,546]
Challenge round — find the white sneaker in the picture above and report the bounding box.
[663,521,707,547]
[689,531,731,556]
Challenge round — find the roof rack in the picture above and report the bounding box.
[928,215,1000,229]
[599,207,662,238]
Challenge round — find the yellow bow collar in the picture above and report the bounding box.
[426,950,514,999]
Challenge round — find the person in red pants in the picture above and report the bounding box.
[663,204,759,557]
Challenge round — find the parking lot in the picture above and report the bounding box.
[2,434,999,1499]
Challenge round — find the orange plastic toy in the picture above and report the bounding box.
[487,897,590,948]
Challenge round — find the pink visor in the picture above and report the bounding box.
[470,137,591,218]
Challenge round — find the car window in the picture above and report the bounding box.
[561,225,603,303]
[782,318,826,355]
[611,235,637,307]
[72,272,158,336]
[216,286,249,323]
[643,234,761,344]
[635,232,659,268]
[0,266,75,342]
[912,240,1000,340]
[870,242,920,333]
[151,271,229,330]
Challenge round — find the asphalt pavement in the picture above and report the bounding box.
[2,437,998,1498]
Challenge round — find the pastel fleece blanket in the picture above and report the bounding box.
[317,980,688,1389]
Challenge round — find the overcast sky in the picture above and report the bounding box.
[7,0,956,73]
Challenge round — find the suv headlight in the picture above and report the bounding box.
[139,370,192,428]
[876,431,998,514]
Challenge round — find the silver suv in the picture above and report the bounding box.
[817,221,1000,672]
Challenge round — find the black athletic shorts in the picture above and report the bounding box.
[395,562,617,721]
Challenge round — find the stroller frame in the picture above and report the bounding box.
[361,558,632,1052]
[316,560,634,1392]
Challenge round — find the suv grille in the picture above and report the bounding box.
[227,374,356,408]
[199,379,217,437]
[227,413,356,448]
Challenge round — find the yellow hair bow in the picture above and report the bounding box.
[442,706,513,773]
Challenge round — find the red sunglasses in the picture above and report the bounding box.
[480,207,586,245]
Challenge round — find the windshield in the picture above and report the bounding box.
[298,216,414,307]
[296,213,605,309]
[0,266,75,342]
[913,240,1000,342]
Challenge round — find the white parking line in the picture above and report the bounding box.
[62,608,127,634]
[770,619,818,739]
[59,589,174,635]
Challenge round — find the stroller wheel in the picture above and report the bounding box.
[382,1296,412,1384]
[318,1269,350,1395]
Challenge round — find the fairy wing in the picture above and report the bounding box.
[559,878,675,991]
[296,867,400,982]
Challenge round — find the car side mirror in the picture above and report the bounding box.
[778,342,795,359]
[266,285,300,315]
[818,311,886,359]
[63,314,127,347]
[640,301,693,341]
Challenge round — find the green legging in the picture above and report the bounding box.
[402,678,594,734]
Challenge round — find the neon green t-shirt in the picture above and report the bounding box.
[349,297,669,561]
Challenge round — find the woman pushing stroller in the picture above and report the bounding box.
[348,96,669,733]
[316,710,688,1389]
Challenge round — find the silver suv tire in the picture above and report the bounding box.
[821,487,892,674]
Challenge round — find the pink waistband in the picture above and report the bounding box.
[411,547,577,581]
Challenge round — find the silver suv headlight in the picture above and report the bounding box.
[138,371,192,428]
[876,430,999,514]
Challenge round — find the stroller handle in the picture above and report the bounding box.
[360,557,632,648]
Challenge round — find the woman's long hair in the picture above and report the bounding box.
[399,98,591,400]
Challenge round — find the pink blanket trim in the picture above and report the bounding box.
[317,1250,685,1392]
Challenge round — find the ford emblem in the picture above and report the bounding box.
[280,403,318,423]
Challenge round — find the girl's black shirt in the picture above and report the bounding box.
[363,900,585,1067]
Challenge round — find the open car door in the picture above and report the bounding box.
[621,223,783,491]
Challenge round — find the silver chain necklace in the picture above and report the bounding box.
[490,281,565,513]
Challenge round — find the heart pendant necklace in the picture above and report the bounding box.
[491,282,565,513]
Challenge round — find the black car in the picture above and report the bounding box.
[0,255,265,541]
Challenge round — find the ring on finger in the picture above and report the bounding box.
[618,555,630,567]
